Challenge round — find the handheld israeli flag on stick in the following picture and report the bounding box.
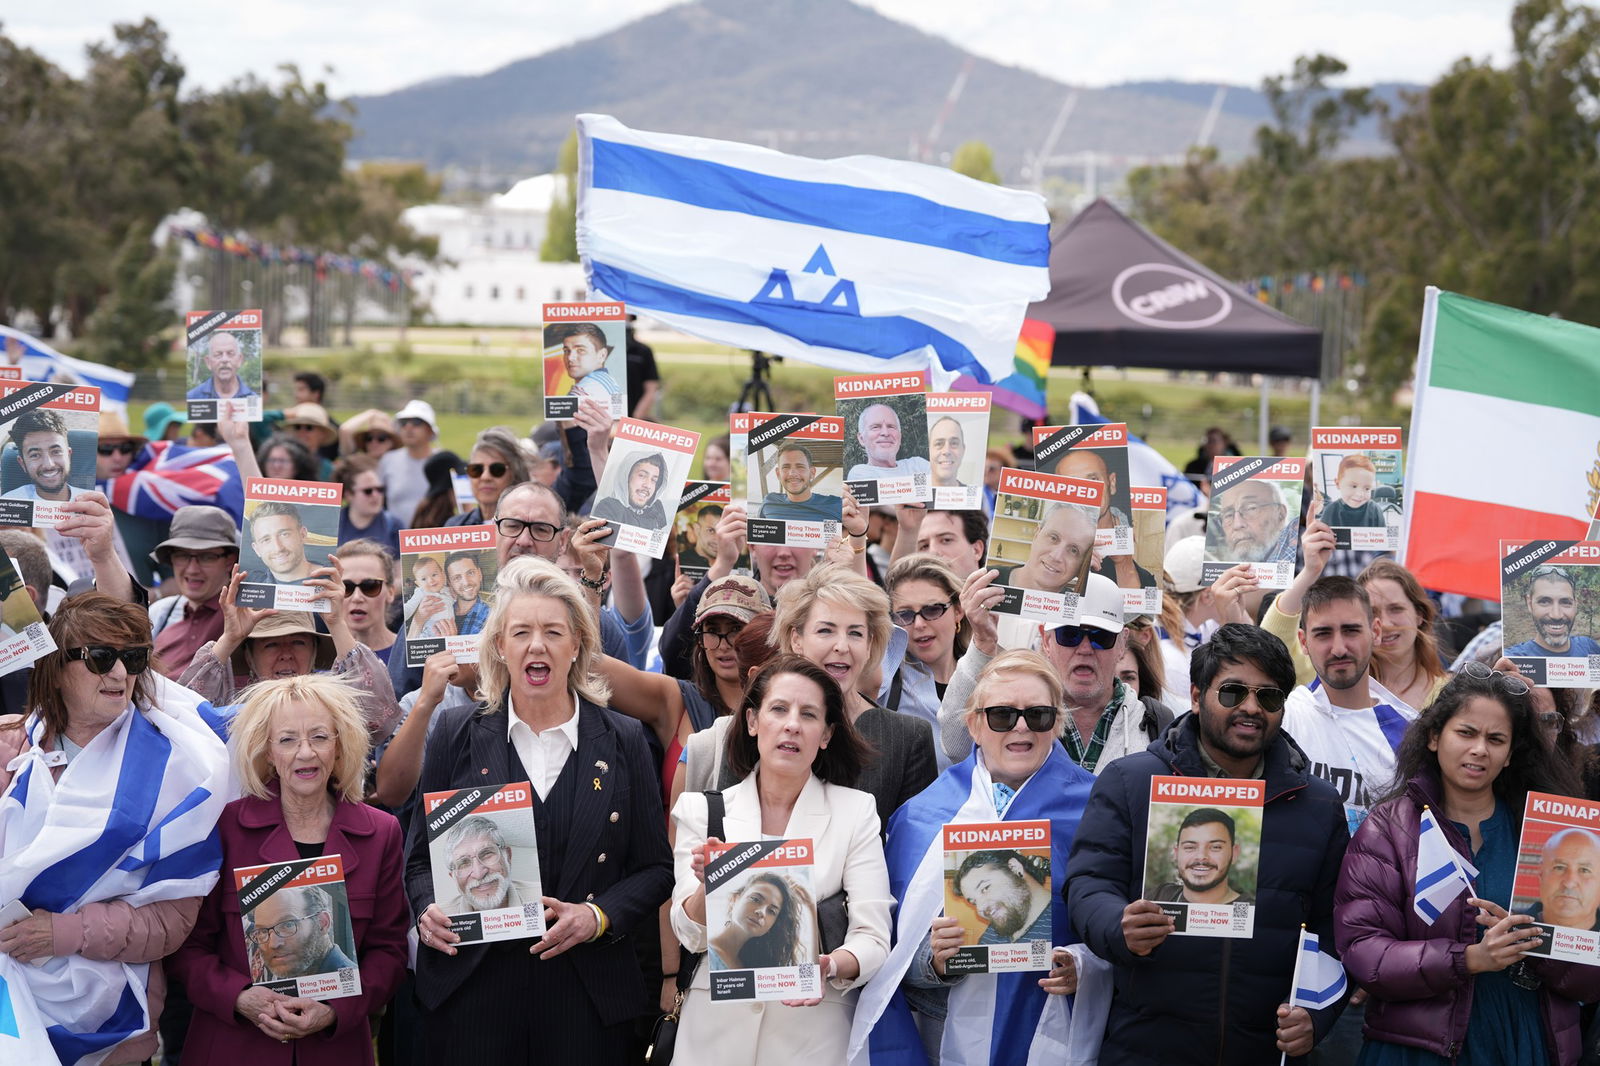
[1414,805,1479,924]
[1279,925,1349,1066]
[575,114,1052,385]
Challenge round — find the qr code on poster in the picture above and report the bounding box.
[1029,940,1049,966]
[1588,656,1600,679]
[912,474,928,495]
[337,967,358,992]
[796,963,817,983]
[522,904,540,923]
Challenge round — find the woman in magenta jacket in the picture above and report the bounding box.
[1334,663,1600,1065]
[169,674,409,1065]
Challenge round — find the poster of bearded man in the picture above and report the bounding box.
[423,781,545,945]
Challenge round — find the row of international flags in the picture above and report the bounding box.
[166,224,414,292]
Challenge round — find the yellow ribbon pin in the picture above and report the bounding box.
[593,777,602,790]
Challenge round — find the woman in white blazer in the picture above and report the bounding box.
[671,654,894,1063]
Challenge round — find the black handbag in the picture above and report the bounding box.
[646,791,724,1066]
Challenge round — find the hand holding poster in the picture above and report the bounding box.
[1031,422,1134,555]
[746,414,845,548]
[238,478,342,612]
[836,371,930,505]
[0,380,101,528]
[422,781,545,945]
[1202,457,1307,588]
[1500,540,1600,686]
[1107,487,1166,617]
[1142,776,1263,938]
[234,855,362,1001]
[1512,792,1600,965]
[400,525,499,666]
[926,392,991,510]
[676,482,746,579]
[940,820,1053,974]
[1308,428,1403,550]
[186,309,263,422]
[705,838,823,1002]
[0,546,53,675]
[984,468,1103,626]
[591,418,700,557]
[543,302,627,420]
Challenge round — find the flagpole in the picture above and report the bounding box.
[1281,923,1307,1066]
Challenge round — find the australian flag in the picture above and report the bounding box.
[100,441,244,524]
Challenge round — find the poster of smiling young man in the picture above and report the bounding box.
[591,418,700,557]
[982,468,1103,626]
[1201,456,1307,589]
[1308,427,1403,551]
[0,380,101,529]
[400,524,499,667]
[1031,422,1134,555]
[746,413,846,549]
[925,392,990,511]
[704,837,822,1002]
[237,478,342,612]
[836,371,930,506]
[186,308,264,423]
[234,855,361,1001]
[676,482,747,580]
[1500,540,1600,687]
[1143,776,1264,939]
[542,301,627,421]
[423,781,545,945]
[941,820,1053,974]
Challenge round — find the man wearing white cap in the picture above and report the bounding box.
[936,571,1173,772]
[380,399,438,527]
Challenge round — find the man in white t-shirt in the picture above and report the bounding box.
[379,399,438,527]
[846,403,930,482]
[1283,575,1415,835]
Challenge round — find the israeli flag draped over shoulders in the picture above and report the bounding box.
[0,674,233,1065]
[1413,805,1479,924]
[576,114,1052,383]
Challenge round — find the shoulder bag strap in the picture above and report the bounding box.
[676,790,726,996]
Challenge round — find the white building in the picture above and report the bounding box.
[402,174,588,326]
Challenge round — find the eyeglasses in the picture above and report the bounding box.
[367,434,395,445]
[1538,711,1565,731]
[64,645,151,675]
[97,442,137,457]
[890,598,956,627]
[1050,625,1118,651]
[980,705,1060,732]
[1530,565,1573,582]
[248,912,324,944]
[696,624,743,648]
[1126,616,1153,632]
[1213,681,1288,714]
[495,517,560,542]
[446,846,507,875]
[1459,659,1533,696]
[343,579,386,597]
[1217,501,1280,525]
[354,486,385,497]
[272,731,337,754]
[169,549,232,568]
[468,462,508,479]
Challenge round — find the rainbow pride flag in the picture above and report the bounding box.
[952,317,1052,419]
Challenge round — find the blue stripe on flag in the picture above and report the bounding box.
[46,983,144,1062]
[590,138,1051,267]
[25,712,171,912]
[1415,894,1442,922]
[0,973,18,1038]
[140,828,223,889]
[589,259,990,380]
[1374,704,1409,752]
[1414,863,1458,895]
[117,785,214,874]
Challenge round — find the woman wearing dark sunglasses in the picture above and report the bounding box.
[1335,662,1597,1065]
[446,427,530,527]
[859,650,1098,1061]
[883,554,967,771]
[335,454,404,556]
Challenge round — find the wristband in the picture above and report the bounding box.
[578,572,606,591]
[585,902,609,941]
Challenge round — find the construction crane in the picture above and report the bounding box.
[918,56,976,162]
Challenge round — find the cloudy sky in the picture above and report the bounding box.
[10,0,1513,97]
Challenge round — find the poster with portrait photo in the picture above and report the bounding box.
[983,468,1103,626]
[1309,427,1403,551]
[940,820,1053,974]
[1511,792,1600,965]
[746,414,845,549]
[676,482,747,580]
[237,478,342,612]
[1031,422,1134,555]
[704,837,822,1002]
[1201,457,1307,589]
[926,392,990,511]
[185,308,264,423]
[835,371,930,506]
[234,855,361,1001]
[0,546,54,676]
[592,419,700,558]
[1500,540,1600,687]
[0,380,101,529]
[542,301,627,421]
[423,781,545,945]
[1142,776,1263,939]
[400,524,499,667]
[1104,487,1166,618]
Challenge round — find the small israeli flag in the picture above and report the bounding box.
[1413,806,1478,924]
[1290,928,1349,1010]
[576,114,1052,384]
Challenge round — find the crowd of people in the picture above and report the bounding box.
[2,379,1598,1066]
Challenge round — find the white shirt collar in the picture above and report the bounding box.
[506,693,581,744]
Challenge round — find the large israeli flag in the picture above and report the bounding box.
[576,114,1052,384]
[0,326,135,414]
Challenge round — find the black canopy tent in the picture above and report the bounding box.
[1025,199,1322,445]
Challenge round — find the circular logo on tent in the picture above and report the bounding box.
[1111,263,1233,330]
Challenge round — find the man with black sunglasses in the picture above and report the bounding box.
[1066,623,1350,1064]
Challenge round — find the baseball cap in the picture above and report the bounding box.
[1077,573,1126,634]
[1163,535,1207,594]
[694,576,772,626]
[395,399,438,433]
[151,505,239,566]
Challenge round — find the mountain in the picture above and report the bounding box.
[345,0,1394,179]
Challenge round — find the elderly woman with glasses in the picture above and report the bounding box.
[448,427,531,527]
[855,650,1101,1064]
[0,594,232,1063]
[169,673,409,1064]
